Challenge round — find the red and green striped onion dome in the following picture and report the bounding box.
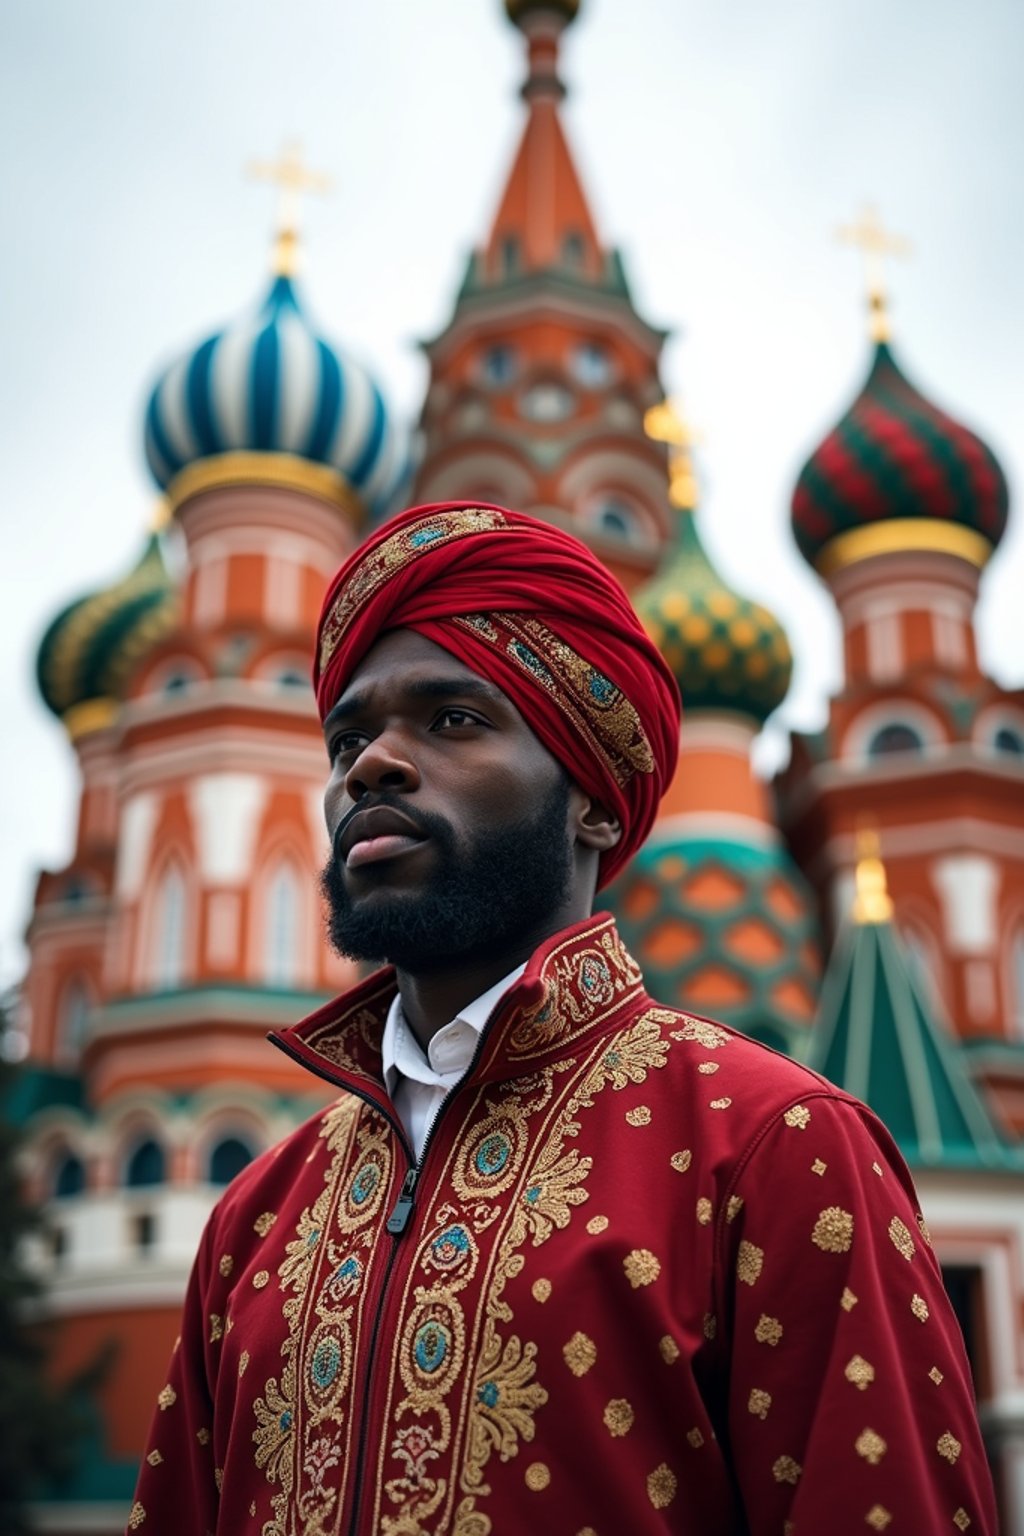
[636,506,793,727]
[36,533,179,737]
[792,341,1009,575]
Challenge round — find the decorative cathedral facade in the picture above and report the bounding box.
[12,3,1024,1531]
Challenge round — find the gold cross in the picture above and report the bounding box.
[247,141,331,276]
[644,398,701,510]
[837,205,911,343]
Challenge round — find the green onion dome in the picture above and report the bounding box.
[607,837,822,1056]
[36,533,179,735]
[792,341,1008,575]
[637,507,792,726]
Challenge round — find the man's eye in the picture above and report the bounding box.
[328,731,366,761]
[434,708,484,730]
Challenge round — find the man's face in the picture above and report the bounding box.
[320,629,578,972]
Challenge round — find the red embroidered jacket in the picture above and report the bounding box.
[129,916,997,1535]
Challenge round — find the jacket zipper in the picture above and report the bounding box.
[272,1002,505,1534]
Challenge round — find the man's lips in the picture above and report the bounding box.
[337,805,429,869]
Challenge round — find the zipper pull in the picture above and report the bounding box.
[386,1168,419,1236]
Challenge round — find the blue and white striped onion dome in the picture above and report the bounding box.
[144,273,405,519]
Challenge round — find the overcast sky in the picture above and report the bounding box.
[2,0,1022,987]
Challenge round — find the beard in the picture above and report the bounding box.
[320,776,574,973]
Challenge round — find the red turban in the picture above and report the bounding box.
[314,502,681,888]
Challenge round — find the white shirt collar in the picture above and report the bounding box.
[381,963,528,1100]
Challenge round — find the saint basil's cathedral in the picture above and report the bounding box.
[12,2,1024,1530]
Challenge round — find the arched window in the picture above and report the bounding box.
[265,862,302,987]
[562,230,585,267]
[57,977,91,1059]
[208,1136,256,1186]
[995,726,1024,757]
[867,722,924,758]
[125,1137,165,1188]
[53,1152,86,1199]
[480,346,518,386]
[501,235,520,277]
[153,866,186,988]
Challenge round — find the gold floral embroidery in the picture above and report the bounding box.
[748,1388,772,1419]
[214,1468,223,1492]
[696,1197,713,1225]
[737,1241,764,1285]
[586,1214,609,1234]
[784,1104,811,1129]
[647,1464,678,1509]
[625,1105,652,1126]
[196,1427,210,1446]
[253,1212,277,1237]
[872,1161,883,1177]
[866,1506,892,1531]
[563,1332,597,1377]
[219,1253,233,1277]
[929,1367,943,1385]
[238,1351,250,1378]
[157,1385,176,1411]
[686,1427,704,1449]
[698,1061,719,1074]
[953,1509,970,1530]
[623,1249,660,1287]
[855,1428,886,1464]
[845,1355,874,1390]
[917,1213,932,1245]
[582,1012,669,1095]
[937,1432,962,1465]
[465,1323,546,1484]
[318,507,508,673]
[209,1314,223,1343]
[755,1314,783,1346]
[127,1504,146,1530]
[772,1456,802,1485]
[709,1097,733,1110]
[524,1462,550,1491]
[146,1450,162,1467]
[841,1287,858,1311]
[252,1270,270,1289]
[812,1158,827,1176]
[703,1312,718,1340]
[531,1278,551,1303]
[889,1216,915,1260]
[812,1207,853,1253]
[911,1294,929,1322]
[660,1335,680,1363]
[726,1195,744,1222]
[670,1150,692,1173]
[671,1017,730,1049]
[603,1399,634,1436]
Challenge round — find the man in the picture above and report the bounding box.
[130,501,996,1535]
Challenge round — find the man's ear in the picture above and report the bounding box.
[570,787,622,853]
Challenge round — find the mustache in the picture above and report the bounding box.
[330,796,445,863]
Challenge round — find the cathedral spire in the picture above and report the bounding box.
[482,1,603,282]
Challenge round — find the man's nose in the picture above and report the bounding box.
[344,731,421,799]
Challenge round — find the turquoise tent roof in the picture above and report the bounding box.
[810,916,1021,1172]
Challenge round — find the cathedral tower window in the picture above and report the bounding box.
[867,722,924,757]
[152,864,187,988]
[265,861,302,988]
[52,1151,86,1199]
[208,1136,256,1186]
[124,1137,165,1188]
[56,976,92,1062]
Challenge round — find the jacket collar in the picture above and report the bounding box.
[269,913,646,1102]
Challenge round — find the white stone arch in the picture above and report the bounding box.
[842,699,948,766]
[973,704,1024,760]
